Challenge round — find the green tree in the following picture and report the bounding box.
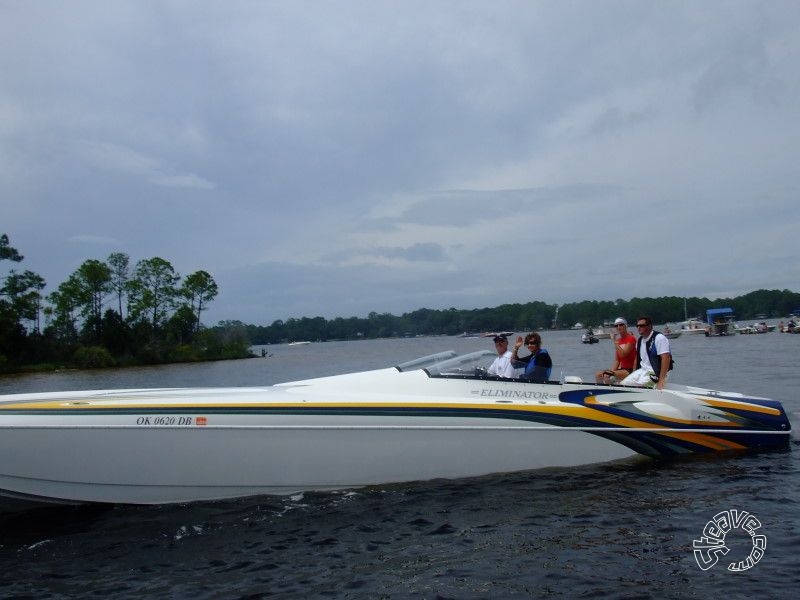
[0,234,23,263]
[166,305,199,346]
[100,308,132,358]
[74,259,113,341]
[107,252,130,319]
[2,269,46,333]
[45,276,83,345]
[1,235,47,366]
[1,235,26,365]
[181,270,218,332]
[127,257,180,330]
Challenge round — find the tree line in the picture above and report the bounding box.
[5,232,799,369]
[1,234,251,372]
[215,289,800,345]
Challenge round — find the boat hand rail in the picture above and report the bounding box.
[395,350,459,372]
[420,350,497,376]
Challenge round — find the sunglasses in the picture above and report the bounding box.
[526,342,539,346]
[615,323,625,327]
[636,323,649,328]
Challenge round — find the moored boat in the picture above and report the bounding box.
[0,350,791,510]
[782,318,799,333]
[705,308,737,336]
[736,322,775,334]
[679,318,708,335]
[678,299,707,334]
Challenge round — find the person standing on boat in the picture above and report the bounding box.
[594,317,636,384]
[487,335,515,377]
[621,317,672,390]
[511,332,553,382]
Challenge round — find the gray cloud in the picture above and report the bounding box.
[2,1,799,325]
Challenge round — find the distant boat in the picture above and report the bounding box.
[481,331,515,338]
[736,322,775,334]
[705,308,737,336]
[679,318,708,335]
[287,341,311,346]
[581,330,599,344]
[591,325,612,340]
[679,299,707,335]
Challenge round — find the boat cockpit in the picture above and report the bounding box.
[397,350,566,384]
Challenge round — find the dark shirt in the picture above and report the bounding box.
[513,348,553,382]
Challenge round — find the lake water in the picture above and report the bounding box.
[1,328,799,598]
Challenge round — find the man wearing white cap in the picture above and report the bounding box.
[594,317,636,384]
[487,334,515,378]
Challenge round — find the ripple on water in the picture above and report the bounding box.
[1,333,798,598]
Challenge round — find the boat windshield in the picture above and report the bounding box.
[398,350,567,382]
[423,350,498,377]
[396,350,459,372]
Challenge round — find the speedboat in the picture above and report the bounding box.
[583,326,612,340]
[581,330,599,344]
[0,350,791,509]
[736,322,775,334]
[662,326,682,339]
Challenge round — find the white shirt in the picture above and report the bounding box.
[638,331,670,371]
[488,350,515,377]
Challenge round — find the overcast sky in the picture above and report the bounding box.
[2,1,799,326]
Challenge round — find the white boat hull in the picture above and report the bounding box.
[680,328,707,335]
[0,419,635,504]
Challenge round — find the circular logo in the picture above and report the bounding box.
[692,509,766,571]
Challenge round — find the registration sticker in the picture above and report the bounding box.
[196,416,208,426]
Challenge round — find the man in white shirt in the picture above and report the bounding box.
[487,335,515,377]
[621,316,672,389]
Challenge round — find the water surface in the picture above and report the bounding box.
[1,329,798,598]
